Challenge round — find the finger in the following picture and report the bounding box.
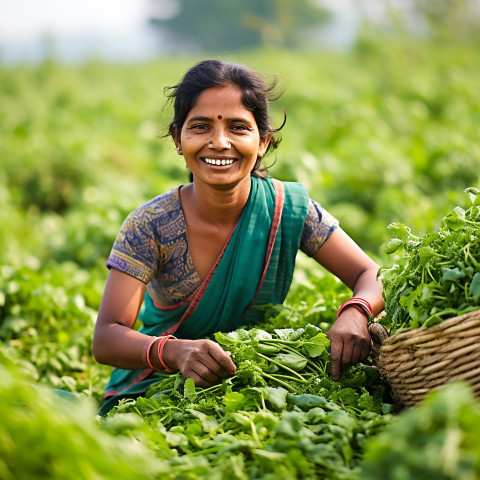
[191,350,230,379]
[359,340,371,362]
[350,336,371,364]
[329,337,344,382]
[186,370,216,388]
[192,362,221,384]
[341,339,354,368]
[208,343,237,375]
[189,344,232,379]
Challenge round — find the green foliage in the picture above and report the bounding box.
[0,362,164,480]
[380,188,480,333]
[103,325,391,479]
[0,262,109,400]
[2,45,480,265]
[361,382,480,480]
[1,41,480,479]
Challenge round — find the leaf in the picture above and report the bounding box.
[222,390,247,413]
[465,186,480,206]
[263,387,289,411]
[273,412,307,439]
[257,343,282,354]
[324,409,357,430]
[444,207,466,231]
[274,352,308,371]
[303,324,322,338]
[441,267,466,282]
[214,331,240,346]
[418,246,438,265]
[291,394,328,410]
[302,332,329,358]
[183,377,196,401]
[274,328,295,340]
[387,222,414,241]
[249,329,272,341]
[330,388,361,407]
[385,238,403,255]
[358,392,375,412]
[470,272,480,302]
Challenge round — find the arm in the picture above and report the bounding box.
[92,268,236,387]
[312,227,384,381]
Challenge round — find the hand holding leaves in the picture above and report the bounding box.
[326,308,371,381]
[163,339,236,388]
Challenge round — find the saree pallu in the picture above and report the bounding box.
[99,176,309,415]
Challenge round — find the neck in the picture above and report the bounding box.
[184,177,252,226]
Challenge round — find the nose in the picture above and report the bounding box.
[208,129,231,150]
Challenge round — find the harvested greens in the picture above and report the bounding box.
[103,325,392,479]
[380,187,480,334]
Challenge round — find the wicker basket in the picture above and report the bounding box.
[368,309,480,408]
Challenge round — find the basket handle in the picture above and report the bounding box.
[368,321,389,366]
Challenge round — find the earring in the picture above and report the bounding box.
[176,146,180,151]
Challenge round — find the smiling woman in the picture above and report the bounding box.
[92,59,385,415]
[174,84,270,190]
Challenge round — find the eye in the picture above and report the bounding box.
[231,124,252,132]
[189,124,209,130]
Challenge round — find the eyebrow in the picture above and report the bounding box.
[186,115,254,126]
[186,116,211,123]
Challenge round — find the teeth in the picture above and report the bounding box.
[204,158,234,165]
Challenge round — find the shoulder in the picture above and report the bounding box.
[123,187,183,231]
[269,177,310,213]
[269,177,308,194]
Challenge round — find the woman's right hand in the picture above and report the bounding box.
[163,339,237,387]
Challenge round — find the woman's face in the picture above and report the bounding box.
[176,83,271,188]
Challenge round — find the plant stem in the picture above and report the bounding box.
[256,352,307,382]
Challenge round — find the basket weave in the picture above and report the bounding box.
[369,309,480,408]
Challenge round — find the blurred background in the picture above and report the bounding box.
[2,0,480,62]
[2,0,480,265]
[1,0,480,396]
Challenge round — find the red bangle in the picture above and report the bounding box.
[337,297,373,321]
[157,335,176,372]
[142,336,159,369]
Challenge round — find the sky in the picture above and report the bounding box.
[0,0,389,63]
[0,0,181,62]
[0,0,181,41]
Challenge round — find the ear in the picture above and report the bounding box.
[171,125,183,155]
[258,133,273,158]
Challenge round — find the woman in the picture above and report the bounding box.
[93,59,384,415]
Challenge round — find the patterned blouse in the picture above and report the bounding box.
[107,186,338,308]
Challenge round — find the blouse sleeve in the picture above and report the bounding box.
[106,207,161,284]
[300,199,339,257]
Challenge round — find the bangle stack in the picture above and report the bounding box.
[142,335,177,372]
[337,297,373,322]
[157,335,176,372]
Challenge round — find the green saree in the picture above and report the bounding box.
[99,176,309,415]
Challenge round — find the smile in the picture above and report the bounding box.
[203,158,235,166]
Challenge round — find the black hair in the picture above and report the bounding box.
[165,59,285,179]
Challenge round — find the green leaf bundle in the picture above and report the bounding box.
[381,188,480,334]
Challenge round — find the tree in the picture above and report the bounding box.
[150,0,331,52]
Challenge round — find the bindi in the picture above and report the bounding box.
[217,115,223,120]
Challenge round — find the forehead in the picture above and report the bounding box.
[187,84,255,120]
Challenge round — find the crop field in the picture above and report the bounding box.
[1,41,480,479]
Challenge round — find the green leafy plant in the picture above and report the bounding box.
[361,381,480,480]
[102,325,391,479]
[380,188,480,333]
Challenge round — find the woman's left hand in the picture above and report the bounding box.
[326,308,371,381]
